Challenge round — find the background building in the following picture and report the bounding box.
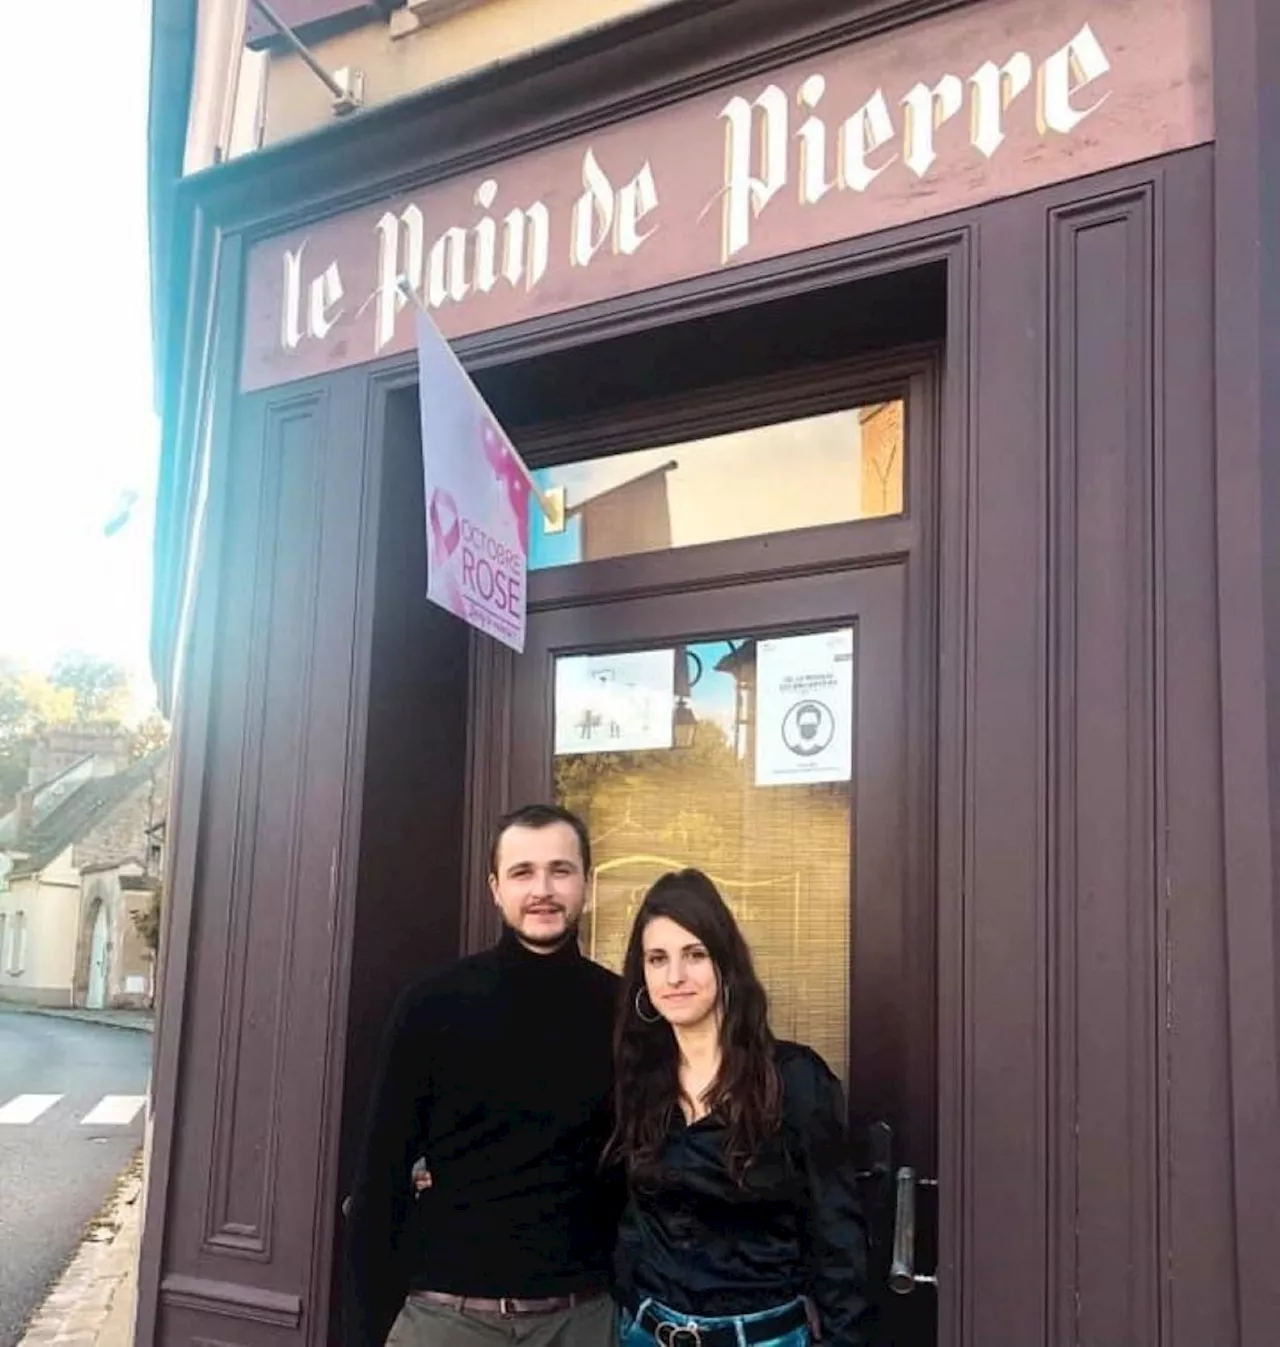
[0,730,167,1008]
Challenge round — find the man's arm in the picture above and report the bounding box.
[341,984,429,1347]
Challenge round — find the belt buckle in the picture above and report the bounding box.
[655,1322,702,1347]
[498,1298,516,1318]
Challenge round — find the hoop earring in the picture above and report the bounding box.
[721,984,731,1014]
[635,988,662,1024]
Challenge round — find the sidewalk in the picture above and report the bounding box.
[0,1002,153,1033]
[17,1153,144,1347]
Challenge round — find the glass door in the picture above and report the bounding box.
[507,563,936,1344]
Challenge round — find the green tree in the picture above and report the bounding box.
[131,881,163,956]
[0,661,73,808]
[0,662,32,807]
[0,655,138,811]
[49,652,131,724]
[128,710,171,762]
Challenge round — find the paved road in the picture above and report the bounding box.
[0,1010,150,1347]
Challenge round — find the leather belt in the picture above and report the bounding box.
[637,1301,808,1347]
[410,1288,607,1318]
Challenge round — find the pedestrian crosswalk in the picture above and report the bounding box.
[0,1094,64,1125]
[80,1095,148,1126]
[0,1092,146,1126]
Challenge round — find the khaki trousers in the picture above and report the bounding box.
[386,1295,617,1347]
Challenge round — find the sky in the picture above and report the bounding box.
[2,4,159,718]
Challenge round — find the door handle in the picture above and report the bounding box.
[888,1166,938,1294]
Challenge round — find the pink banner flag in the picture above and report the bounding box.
[416,310,528,652]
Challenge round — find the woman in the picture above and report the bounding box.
[608,869,876,1347]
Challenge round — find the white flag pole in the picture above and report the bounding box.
[397,276,565,531]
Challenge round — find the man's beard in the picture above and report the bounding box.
[503,906,582,949]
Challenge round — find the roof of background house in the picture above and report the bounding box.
[119,874,162,892]
[0,753,97,846]
[81,857,146,876]
[6,752,166,881]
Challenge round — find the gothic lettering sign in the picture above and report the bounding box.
[240,0,1211,391]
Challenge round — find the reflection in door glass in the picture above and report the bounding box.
[553,630,854,1082]
[529,401,905,571]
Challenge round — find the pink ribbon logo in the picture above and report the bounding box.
[427,487,465,608]
[428,488,461,566]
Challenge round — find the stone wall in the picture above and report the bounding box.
[28,728,131,789]
[73,756,170,874]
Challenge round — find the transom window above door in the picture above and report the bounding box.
[527,400,905,571]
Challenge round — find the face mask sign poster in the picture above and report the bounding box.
[754,628,856,787]
[408,283,561,653]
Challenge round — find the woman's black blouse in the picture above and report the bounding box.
[614,1041,875,1347]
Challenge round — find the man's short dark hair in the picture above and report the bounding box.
[488,803,592,877]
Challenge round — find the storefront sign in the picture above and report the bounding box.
[755,629,855,788]
[553,649,676,755]
[241,0,1211,391]
[416,312,529,651]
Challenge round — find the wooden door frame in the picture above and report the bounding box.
[461,331,952,1335]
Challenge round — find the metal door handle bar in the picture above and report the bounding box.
[888,1166,939,1294]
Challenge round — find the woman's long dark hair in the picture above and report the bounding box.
[607,868,782,1183]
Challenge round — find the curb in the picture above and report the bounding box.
[0,1004,154,1034]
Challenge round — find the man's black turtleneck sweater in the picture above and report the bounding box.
[341,930,622,1347]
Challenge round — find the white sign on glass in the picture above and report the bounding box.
[554,649,676,756]
[754,628,855,787]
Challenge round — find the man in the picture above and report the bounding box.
[342,803,621,1347]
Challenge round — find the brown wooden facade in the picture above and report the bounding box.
[139,1,1280,1345]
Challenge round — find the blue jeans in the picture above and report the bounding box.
[619,1297,810,1347]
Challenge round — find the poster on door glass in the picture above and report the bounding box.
[754,628,855,787]
[554,649,676,756]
